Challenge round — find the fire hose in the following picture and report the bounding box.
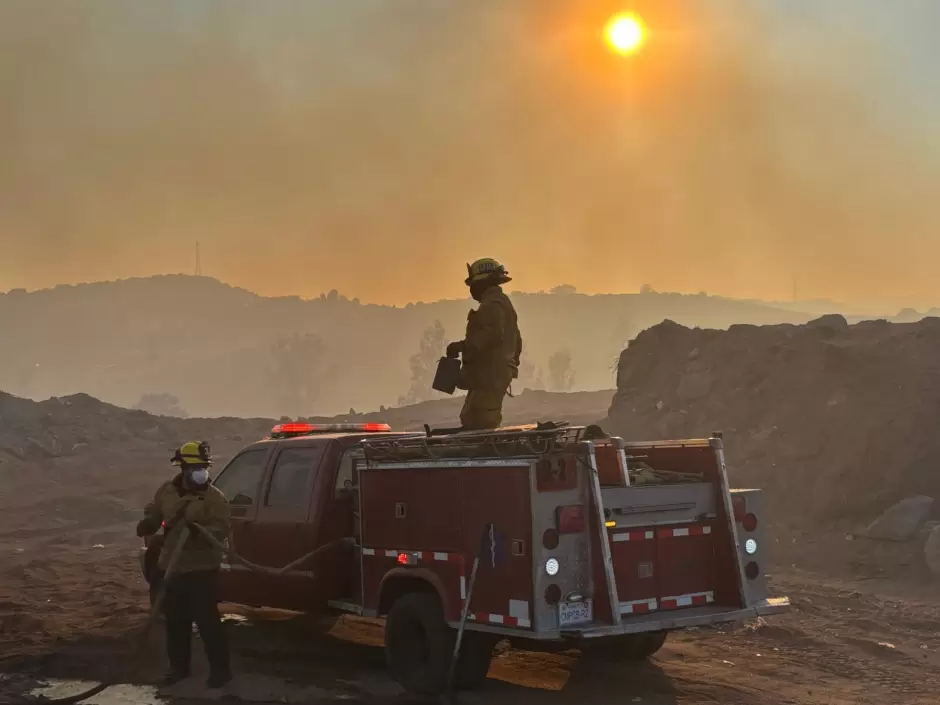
[26,524,353,705]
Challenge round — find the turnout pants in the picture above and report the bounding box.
[163,569,230,677]
[459,387,508,430]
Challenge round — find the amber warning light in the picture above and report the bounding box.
[270,422,392,438]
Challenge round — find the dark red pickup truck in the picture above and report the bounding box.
[142,422,788,693]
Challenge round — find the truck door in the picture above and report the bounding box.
[211,446,272,607]
[251,443,326,611]
[317,445,359,603]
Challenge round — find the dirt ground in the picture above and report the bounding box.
[2,567,939,705]
[2,502,939,705]
[2,384,940,704]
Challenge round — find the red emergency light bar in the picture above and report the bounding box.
[270,422,392,438]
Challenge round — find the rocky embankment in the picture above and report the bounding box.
[607,316,940,578]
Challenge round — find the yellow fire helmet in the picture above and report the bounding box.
[171,440,213,466]
[465,258,512,286]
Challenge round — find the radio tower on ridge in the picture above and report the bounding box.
[195,240,203,277]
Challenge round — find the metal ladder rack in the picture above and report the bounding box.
[360,423,586,464]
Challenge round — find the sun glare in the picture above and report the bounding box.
[604,12,646,55]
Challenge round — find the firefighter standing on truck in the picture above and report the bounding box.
[136,441,232,689]
[447,258,522,430]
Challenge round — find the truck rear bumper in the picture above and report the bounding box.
[576,597,790,639]
[451,597,790,640]
[568,597,789,640]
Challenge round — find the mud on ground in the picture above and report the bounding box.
[2,526,940,705]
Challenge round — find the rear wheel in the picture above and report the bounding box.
[385,593,454,694]
[584,631,668,661]
[384,593,495,694]
[454,632,498,691]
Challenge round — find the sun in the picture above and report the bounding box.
[604,12,646,55]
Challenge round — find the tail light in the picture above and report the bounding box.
[542,529,560,550]
[556,505,586,534]
[733,496,758,531]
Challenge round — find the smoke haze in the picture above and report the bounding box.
[2,1,939,307]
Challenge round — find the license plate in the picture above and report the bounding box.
[558,599,593,627]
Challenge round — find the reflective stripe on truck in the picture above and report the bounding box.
[361,546,534,627]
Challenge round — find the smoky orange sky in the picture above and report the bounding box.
[2,0,939,309]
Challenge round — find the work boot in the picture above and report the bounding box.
[160,670,190,687]
[206,670,233,689]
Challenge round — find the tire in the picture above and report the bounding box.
[385,593,455,694]
[454,632,497,691]
[584,630,668,662]
[384,592,496,694]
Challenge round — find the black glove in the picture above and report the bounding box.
[446,341,465,359]
[136,516,162,537]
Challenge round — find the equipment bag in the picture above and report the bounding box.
[432,356,461,395]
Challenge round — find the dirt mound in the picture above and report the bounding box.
[607,316,940,523]
[0,388,610,468]
[0,388,610,534]
[0,387,610,664]
[0,391,272,462]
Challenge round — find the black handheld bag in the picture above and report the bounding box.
[431,356,461,395]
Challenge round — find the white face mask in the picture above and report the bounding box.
[188,468,210,486]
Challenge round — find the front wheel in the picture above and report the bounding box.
[584,631,669,662]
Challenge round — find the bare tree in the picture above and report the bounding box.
[269,332,325,417]
[517,352,544,391]
[609,314,636,374]
[398,320,447,406]
[548,349,575,392]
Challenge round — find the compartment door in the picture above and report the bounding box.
[609,528,658,615]
[655,524,716,610]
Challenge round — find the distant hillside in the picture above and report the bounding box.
[0,275,820,417]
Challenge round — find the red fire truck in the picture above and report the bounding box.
[142,422,788,693]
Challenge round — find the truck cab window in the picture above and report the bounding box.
[334,450,357,496]
[213,449,267,506]
[266,447,323,510]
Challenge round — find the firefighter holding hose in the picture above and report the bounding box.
[447,258,522,430]
[136,441,232,689]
